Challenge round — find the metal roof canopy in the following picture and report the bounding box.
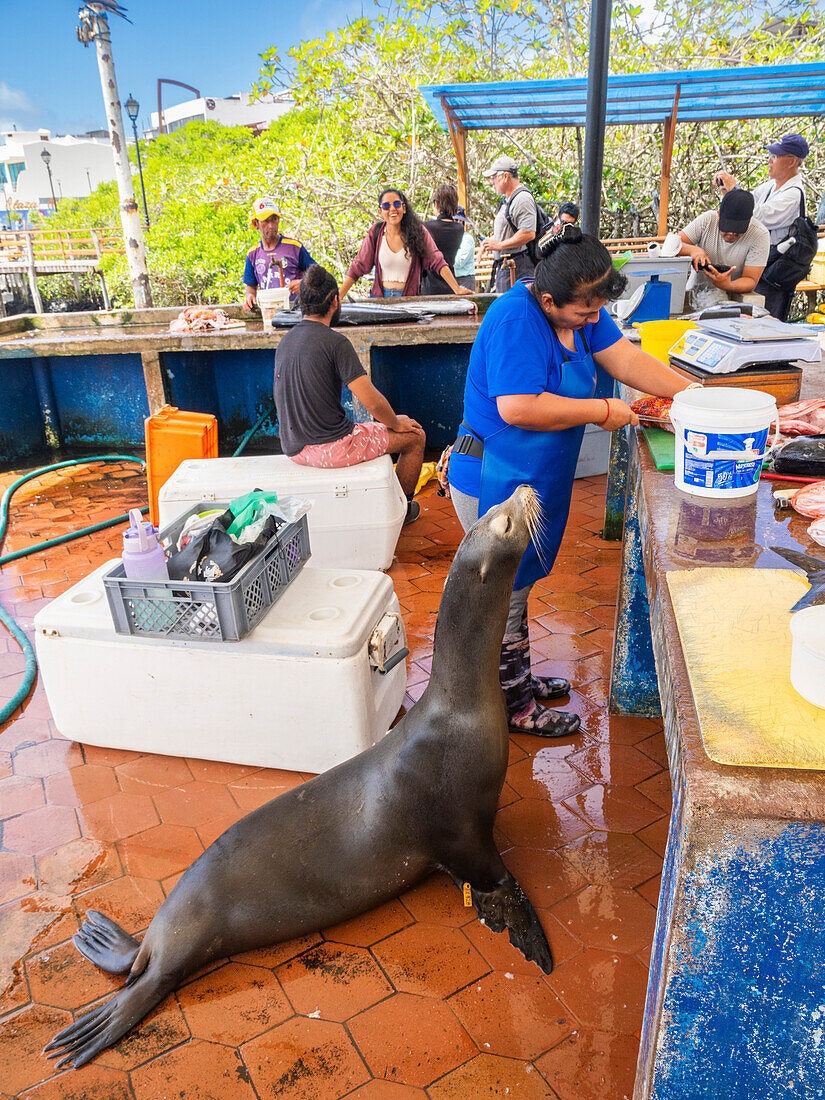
[420,63,825,233]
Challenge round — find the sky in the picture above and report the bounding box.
[1,0,368,138]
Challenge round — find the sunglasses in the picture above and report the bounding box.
[380,200,404,210]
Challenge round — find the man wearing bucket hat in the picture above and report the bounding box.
[715,134,814,318]
[678,190,769,309]
[242,197,319,312]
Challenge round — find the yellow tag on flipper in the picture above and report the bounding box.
[463,882,472,907]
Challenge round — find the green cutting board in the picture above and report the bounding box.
[642,427,676,470]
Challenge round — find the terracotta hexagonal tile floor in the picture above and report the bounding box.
[0,464,670,1096]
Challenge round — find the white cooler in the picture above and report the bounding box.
[34,563,408,774]
[158,455,407,571]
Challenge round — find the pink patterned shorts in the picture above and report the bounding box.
[290,420,390,469]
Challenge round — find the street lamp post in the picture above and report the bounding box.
[40,147,57,211]
[124,94,149,228]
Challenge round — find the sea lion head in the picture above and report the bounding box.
[430,486,542,683]
[454,484,541,588]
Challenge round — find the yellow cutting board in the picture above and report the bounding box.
[666,568,825,769]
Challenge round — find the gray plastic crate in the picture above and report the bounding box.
[103,501,310,641]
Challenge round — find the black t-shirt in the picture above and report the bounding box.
[421,218,465,294]
[273,320,366,456]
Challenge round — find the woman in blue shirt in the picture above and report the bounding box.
[449,227,688,737]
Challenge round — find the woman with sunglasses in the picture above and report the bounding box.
[448,226,689,738]
[339,188,475,300]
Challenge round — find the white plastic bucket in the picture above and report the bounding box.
[258,286,290,324]
[669,387,778,499]
[789,606,825,709]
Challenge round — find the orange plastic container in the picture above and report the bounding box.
[145,406,218,525]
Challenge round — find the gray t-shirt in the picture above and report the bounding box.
[274,320,366,456]
[682,210,770,307]
[492,186,537,256]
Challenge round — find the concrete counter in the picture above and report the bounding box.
[612,418,825,1097]
[0,304,482,462]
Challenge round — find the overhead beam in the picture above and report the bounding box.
[441,96,469,214]
[658,87,681,236]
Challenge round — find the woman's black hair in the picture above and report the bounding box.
[377,187,428,262]
[298,263,339,317]
[431,183,458,219]
[532,229,627,306]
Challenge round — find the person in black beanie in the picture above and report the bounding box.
[678,189,770,309]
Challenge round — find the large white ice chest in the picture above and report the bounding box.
[158,455,407,571]
[35,563,408,774]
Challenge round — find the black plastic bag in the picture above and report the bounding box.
[166,510,279,584]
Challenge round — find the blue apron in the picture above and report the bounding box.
[476,326,598,590]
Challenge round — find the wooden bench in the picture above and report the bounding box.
[795,279,825,315]
[474,245,494,292]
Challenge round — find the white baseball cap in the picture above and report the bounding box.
[250,196,280,222]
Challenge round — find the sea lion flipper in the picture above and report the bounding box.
[73,910,140,974]
[447,868,554,974]
[45,966,175,1069]
[472,874,554,974]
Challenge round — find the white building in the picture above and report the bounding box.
[146,91,292,138]
[0,130,116,222]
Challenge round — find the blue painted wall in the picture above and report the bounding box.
[0,359,45,461]
[651,822,825,1099]
[2,341,472,459]
[48,354,149,447]
[370,344,471,449]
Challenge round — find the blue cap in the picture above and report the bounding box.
[766,133,809,159]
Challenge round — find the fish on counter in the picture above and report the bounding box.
[169,307,246,334]
[772,436,825,478]
[630,394,674,432]
[775,399,825,437]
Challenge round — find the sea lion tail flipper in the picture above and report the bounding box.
[43,971,169,1069]
[72,910,141,975]
[459,871,554,975]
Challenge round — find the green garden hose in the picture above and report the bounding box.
[0,455,147,725]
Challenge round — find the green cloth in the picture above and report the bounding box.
[227,490,280,538]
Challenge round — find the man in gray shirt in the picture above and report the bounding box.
[679,190,769,310]
[479,155,537,293]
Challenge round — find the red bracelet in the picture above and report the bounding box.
[596,398,611,426]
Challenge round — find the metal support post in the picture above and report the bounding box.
[581,0,612,237]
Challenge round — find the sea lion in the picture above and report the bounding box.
[45,485,554,1070]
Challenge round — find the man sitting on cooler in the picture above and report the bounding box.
[274,265,426,525]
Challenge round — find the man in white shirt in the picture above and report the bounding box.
[716,133,810,318]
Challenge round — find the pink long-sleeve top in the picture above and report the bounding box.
[346,222,449,297]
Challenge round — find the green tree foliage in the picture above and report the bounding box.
[44,0,825,306]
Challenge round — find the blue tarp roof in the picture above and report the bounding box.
[420,63,825,130]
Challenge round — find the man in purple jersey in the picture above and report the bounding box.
[242,197,318,311]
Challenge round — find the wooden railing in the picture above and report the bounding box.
[0,227,123,265]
